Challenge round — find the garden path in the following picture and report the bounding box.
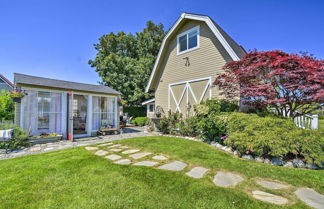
[86,142,324,209]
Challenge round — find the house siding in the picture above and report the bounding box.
[154,20,233,113]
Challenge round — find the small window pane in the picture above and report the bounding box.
[188,30,197,49]
[149,104,155,112]
[179,35,187,52]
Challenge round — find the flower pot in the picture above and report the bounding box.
[12,97,21,103]
[28,135,63,144]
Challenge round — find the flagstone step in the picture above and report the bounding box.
[256,179,290,190]
[94,150,109,156]
[152,155,168,160]
[213,171,244,187]
[252,190,288,205]
[98,142,113,147]
[186,167,209,179]
[105,154,122,161]
[295,188,324,209]
[133,161,159,167]
[122,149,140,154]
[110,148,123,152]
[158,161,187,171]
[129,152,152,159]
[114,159,131,165]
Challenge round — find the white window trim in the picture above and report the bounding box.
[177,25,200,55]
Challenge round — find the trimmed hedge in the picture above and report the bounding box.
[131,117,148,127]
[124,106,146,118]
[225,113,324,165]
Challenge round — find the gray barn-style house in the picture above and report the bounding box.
[14,73,120,140]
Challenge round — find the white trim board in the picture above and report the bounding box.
[145,13,241,92]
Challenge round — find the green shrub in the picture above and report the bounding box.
[156,111,182,134]
[177,116,199,137]
[194,99,239,116]
[0,90,14,121]
[0,124,29,150]
[124,106,146,118]
[193,99,237,141]
[131,117,148,126]
[197,113,228,142]
[225,112,324,165]
[291,129,324,165]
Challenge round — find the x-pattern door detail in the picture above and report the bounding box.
[168,77,211,113]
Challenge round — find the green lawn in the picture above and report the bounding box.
[0,136,323,209]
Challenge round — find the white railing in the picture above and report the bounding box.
[271,108,318,130]
[294,114,318,129]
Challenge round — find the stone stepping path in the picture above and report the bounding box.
[105,154,122,161]
[256,179,290,190]
[186,167,209,179]
[158,161,187,171]
[110,148,123,152]
[252,190,288,205]
[122,149,140,154]
[86,143,324,209]
[94,150,109,156]
[152,155,168,160]
[85,146,98,151]
[114,159,131,165]
[213,171,244,187]
[295,188,324,209]
[133,161,159,167]
[129,152,152,159]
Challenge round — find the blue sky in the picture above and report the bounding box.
[1,0,323,84]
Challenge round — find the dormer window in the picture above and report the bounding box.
[177,26,200,55]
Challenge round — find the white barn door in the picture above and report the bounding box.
[168,77,211,114]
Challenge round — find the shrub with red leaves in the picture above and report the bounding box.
[214,50,324,118]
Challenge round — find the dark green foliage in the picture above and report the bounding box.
[196,114,228,142]
[130,117,148,127]
[89,21,166,105]
[156,111,182,134]
[225,112,324,165]
[0,90,14,121]
[0,124,28,150]
[124,106,146,117]
[194,99,239,115]
[194,99,237,141]
[177,116,199,137]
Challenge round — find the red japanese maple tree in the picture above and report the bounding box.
[214,50,324,118]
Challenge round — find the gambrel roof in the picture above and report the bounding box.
[145,13,245,92]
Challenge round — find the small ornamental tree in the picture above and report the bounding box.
[214,50,324,118]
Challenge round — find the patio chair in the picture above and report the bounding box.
[0,129,13,153]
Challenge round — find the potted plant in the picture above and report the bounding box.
[9,89,27,103]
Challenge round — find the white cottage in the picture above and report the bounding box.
[14,73,120,140]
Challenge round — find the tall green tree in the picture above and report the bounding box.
[0,90,14,121]
[89,21,165,105]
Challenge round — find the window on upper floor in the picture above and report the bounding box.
[177,26,199,55]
